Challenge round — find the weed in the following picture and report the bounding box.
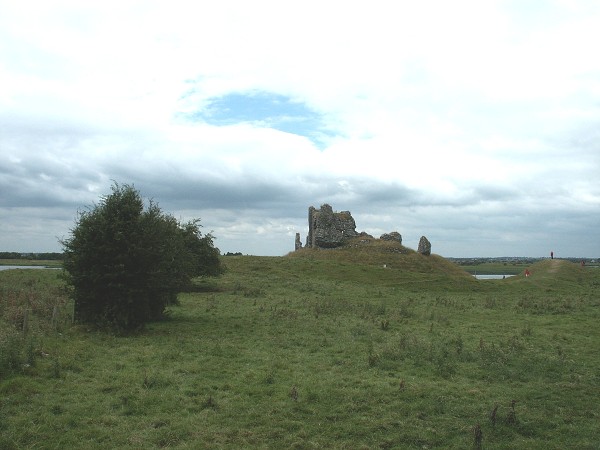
[203,395,218,410]
[289,385,298,401]
[142,370,170,389]
[473,423,483,449]
[506,400,518,425]
[367,352,379,367]
[364,340,379,367]
[489,404,499,427]
[451,335,464,356]
[0,325,24,376]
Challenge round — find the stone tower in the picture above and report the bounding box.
[306,204,358,248]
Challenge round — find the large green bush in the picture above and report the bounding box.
[61,183,223,331]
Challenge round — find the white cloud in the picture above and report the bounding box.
[1,0,599,256]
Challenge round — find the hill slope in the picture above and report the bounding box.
[511,258,590,285]
[507,259,595,294]
[286,236,474,289]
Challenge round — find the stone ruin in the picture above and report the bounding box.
[380,231,402,244]
[295,233,303,251]
[296,204,432,255]
[417,236,431,256]
[306,204,358,248]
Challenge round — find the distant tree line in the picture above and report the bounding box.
[0,252,64,260]
[449,257,597,265]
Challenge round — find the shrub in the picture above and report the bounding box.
[61,183,223,331]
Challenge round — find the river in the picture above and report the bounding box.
[473,274,515,280]
[0,265,59,271]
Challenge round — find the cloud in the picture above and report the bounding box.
[1,0,599,257]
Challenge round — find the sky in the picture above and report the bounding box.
[1,0,599,258]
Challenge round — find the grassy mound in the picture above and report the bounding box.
[509,258,591,285]
[526,258,586,277]
[288,236,473,281]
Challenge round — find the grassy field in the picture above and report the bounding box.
[1,241,599,449]
[0,259,63,268]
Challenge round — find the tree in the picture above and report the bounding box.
[61,183,223,331]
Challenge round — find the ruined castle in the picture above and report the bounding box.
[295,204,431,255]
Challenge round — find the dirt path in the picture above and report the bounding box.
[548,258,561,273]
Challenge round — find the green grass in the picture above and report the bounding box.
[0,259,62,268]
[1,249,599,449]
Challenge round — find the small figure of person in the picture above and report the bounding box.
[551,251,554,259]
[581,260,585,267]
[525,269,530,277]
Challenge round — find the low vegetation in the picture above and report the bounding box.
[1,246,599,448]
[61,183,223,331]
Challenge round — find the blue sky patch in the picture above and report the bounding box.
[196,91,333,148]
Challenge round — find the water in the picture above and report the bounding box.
[0,265,58,271]
[474,274,515,280]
